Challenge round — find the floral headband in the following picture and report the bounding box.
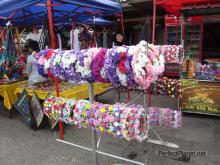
[35,40,165,89]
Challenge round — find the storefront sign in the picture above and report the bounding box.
[181,79,220,114]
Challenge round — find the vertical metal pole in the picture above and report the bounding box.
[127,89,131,102]
[179,14,185,111]
[89,83,98,165]
[144,42,149,165]
[176,16,180,45]
[118,88,121,101]
[180,13,184,44]
[55,78,64,140]
[143,92,148,165]
[199,20,203,63]
[152,0,156,44]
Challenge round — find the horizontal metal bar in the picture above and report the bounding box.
[97,134,102,149]
[56,139,144,165]
[96,150,144,165]
[147,139,179,149]
[126,93,144,106]
[56,139,93,152]
[148,125,166,146]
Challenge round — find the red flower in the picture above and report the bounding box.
[118,60,127,73]
[46,49,54,60]
[47,69,54,79]
[120,52,126,60]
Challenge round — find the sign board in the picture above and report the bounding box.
[13,90,35,126]
[31,93,44,128]
[181,79,220,114]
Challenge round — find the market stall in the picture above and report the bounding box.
[154,0,220,115]
[15,81,110,100]
[0,80,27,110]
[0,0,122,111]
[0,21,27,111]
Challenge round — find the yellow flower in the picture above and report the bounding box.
[100,108,106,113]
[85,104,90,109]
[108,106,113,111]
[99,127,104,132]
[82,111,86,117]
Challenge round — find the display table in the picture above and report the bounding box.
[0,80,28,110]
[181,79,220,115]
[15,81,111,101]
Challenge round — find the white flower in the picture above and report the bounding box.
[53,55,61,65]
[142,54,149,63]
[139,40,147,46]
[116,68,127,86]
[75,61,91,78]
[140,46,147,53]
[117,46,127,53]
[100,68,107,79]
[128,46,136,56]
[44,60,51,70]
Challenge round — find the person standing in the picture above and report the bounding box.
[25,39,47,85]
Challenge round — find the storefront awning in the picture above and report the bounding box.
[156,0,220,15]
[0,0,122,26]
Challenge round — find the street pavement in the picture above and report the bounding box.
[0,90,220,165]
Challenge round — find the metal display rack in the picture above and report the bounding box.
[53,42,181,164]
[56,83,179,165]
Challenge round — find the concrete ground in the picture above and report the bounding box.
[0,90,220,165]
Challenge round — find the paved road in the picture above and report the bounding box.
[0,91,220,165]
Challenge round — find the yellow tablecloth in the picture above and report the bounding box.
[15,82,111,102]
[0,80,28,110]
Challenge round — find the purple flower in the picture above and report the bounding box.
[91,48,108,82]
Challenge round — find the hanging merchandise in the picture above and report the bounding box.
[156,45,183,64]
[0,23,15,79]
[57,34,62,49]
[195,64,215,80]
[103,30,108,48]
[147,107,182,128]
[43,96,148,142]
[147,77,182,98]
[70,28,80,51]
[0,22,24,81]
[34,40,165,89]
[43,97,182,140]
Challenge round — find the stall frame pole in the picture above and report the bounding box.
[152,0,156,44]
[47,0,64,140]
[47,0,56,49]
[120,13,125,33]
